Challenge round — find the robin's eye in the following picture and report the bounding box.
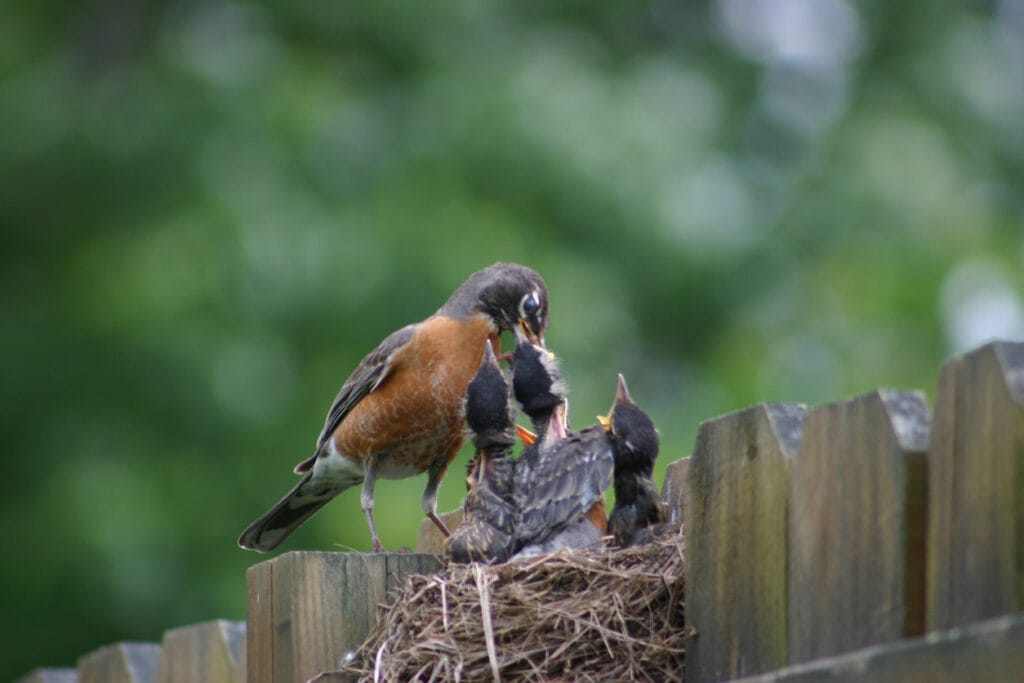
[519,292,541,318]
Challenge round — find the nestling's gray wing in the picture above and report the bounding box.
[515,426,614,548]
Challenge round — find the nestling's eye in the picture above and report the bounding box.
[519,291,541,318]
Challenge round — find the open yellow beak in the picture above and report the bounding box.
[516,424,537,446]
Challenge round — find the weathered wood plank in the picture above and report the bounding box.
[245,560,273,683]
[245,551,442,683]
[927,341,1024,631]
[686,403,807,683]
[414,508,463,555]
[155,620,245,683]
[788,390,931,664]
[660,456,689,526]
[733,613,1024,683]
[16,669,78,683]
[78,643,161,683]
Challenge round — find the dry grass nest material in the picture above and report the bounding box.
[346,529,689,682]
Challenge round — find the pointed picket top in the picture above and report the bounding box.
[764,402,809,457]
[789,390,931,664]
[660,457,689,525]
[686,402,807,683]
[78,643,161,683]
[155,620,246,683]
[877,389,931,452]
[994,341,1024,402]
[927,340,1024,631]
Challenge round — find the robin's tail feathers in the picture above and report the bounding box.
[237,473,351,552]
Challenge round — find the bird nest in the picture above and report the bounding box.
[345,529,689,682]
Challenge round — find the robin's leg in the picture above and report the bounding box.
[490,335,513,363]
[361,454,384,552]
[422,458,452,538]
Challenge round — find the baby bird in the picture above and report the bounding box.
[605,375,666,548]
[511,326,569,447]
[511,335,612,557]
[445,343,518,563]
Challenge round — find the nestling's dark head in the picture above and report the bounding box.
[604,374,660,471]
[465,342,515,453]
[511,326,566,422]
[441,263,548,345]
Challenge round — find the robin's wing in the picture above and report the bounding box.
[317,322,418,446]
[515,426,614,548]
[294,324,418,473]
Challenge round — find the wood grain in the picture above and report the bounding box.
[686,403,807,683]
[733,613,1024,683]
[155,620,245,683]
[245,552,441,683]
[660,456,689,526]
[78,643,161,683]
[926,341,1024,631]
[788,390,930,663]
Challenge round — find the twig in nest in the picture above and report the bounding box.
[439,578,450,633]
[474,563,501,683]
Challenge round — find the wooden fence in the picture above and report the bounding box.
[682,340,1024,682]
[18,340,1024,682]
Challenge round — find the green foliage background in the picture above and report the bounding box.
[2,0,1023,676]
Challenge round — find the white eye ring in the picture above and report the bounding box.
[519,290,541,319]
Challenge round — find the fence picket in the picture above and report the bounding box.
[660,456,689,525]
[17,670,78,683]
[788,390,930,663]
[245,551,441,683]
[155,620,245,683]
[686,403,807,683]
[927,341,1024,631]
[78,643,161,683]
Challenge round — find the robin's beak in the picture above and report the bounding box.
[518,318,545,348]
[597,414,611,432]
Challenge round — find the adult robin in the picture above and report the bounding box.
[445,343,518,564]
[604,375,666,548]
[238,262,549,553]
[511,335,612,557]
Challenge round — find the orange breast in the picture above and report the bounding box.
[587,498,608,534]
[332,314,497,477]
